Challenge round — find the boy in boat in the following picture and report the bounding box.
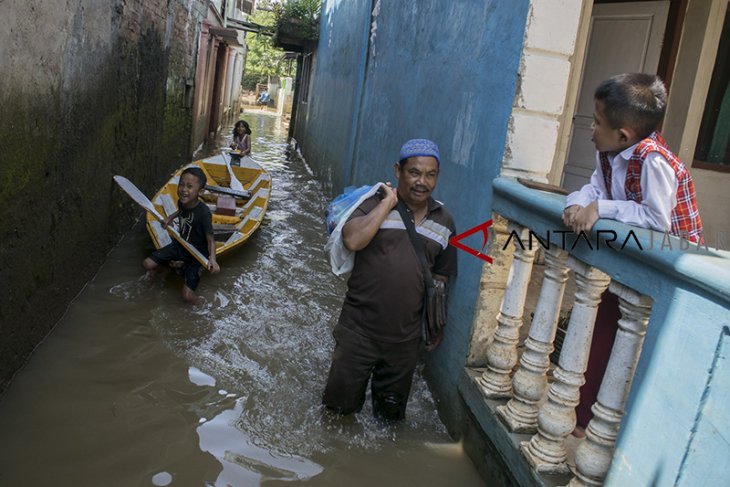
[143,167,220,304]
[562,73,703,435]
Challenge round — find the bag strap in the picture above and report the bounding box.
[395,200,434,292]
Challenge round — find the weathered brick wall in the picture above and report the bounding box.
[0,0,208,391]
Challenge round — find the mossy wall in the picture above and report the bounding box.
[0,0,208,391]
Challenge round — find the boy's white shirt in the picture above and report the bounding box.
[565,140,678,232]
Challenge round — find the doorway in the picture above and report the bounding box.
[561,1,671,191]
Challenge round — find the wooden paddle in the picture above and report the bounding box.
[113,175,211,269]
[219,149,245,193]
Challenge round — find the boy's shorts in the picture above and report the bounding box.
[150,242,205,291]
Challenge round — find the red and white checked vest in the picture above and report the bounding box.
[599,132,704,243]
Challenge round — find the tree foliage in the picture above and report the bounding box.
[243,1,289,89]
[243,0,320,89]
[273,0,321,42]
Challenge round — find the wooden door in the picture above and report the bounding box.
[562,1,670,191]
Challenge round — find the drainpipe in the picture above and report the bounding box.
[288,54,304,141]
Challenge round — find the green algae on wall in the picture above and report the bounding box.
[0,0,208,392]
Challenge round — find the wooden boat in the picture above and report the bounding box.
[146,154,271,258]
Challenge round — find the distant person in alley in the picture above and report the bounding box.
[257,89,270,109]
[322,139,457,421]
[143,167,220,304]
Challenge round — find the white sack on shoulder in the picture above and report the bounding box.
[324,183,384,276]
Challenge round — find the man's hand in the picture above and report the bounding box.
[208,259,220,274]
[380,182,398,209]
[571,201,599,234]
[425,332,443,352]
[562,205,581,227]
[342,182,398,252]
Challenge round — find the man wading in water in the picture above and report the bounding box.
[322,139,457,420]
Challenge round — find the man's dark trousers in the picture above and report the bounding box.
[323,324,421,420]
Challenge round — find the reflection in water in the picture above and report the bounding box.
[0,112,483,486]
[188,366,323,484]
[198,398,324,484]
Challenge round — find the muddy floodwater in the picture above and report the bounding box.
[0,113,483,486]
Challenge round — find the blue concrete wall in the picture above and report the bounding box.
[294,0,530,431]
[491,178,730,486]
[352,0,531,429]
[294,0,372,196]
[610,288,730,486]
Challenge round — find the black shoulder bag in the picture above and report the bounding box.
[395,201,448,346]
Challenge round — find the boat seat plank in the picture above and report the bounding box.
[245,173,269,192]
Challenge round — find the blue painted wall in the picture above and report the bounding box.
[294,0,372,196]
[610,288,730,486]
[295,0,530,430]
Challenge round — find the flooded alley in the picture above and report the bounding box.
[0,113,483,486]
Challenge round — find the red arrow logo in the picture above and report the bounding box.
[449,219,493,264]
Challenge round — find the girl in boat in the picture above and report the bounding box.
[230,120,252,157]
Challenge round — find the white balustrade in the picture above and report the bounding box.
[568,282,653,486]
[521,257,610,474]
[497,248,570,432]
[479,224,538,398]
[467,216,511,367]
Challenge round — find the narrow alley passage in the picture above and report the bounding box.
[0,113,482,486]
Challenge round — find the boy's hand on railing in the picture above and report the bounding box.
[563,205,581,227]
[208,258,220,274]
[571,201,599,234]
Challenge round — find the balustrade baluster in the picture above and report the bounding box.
[497,248,569,432]
[467,216,511,368]
[521,258,610,474]
[479,224,537,398]
[568,283,652,486]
